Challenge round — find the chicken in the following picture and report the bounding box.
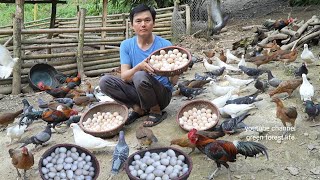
[299,74,314,102]
[276,49,298,64]
[136,125,158,148]
[219,50,227,63]
[8,147,34,179]
[110,131,129,175]
[19,109,78,130]
[0,44,19,79]
[55,72,81,86]
[224,75,254,87]
[85,81,94,97]
[268,78,302,98]
[188,129,268,180]
[0,109,23,131]
[70,123,116,151]
[238,65,267,78]
[263,18,294,30]
[271,97,297,135]
[38,81,76,98]
[294,62,308,77]
[7,124,27,145]
[304,100,320,122]
[249,53,276,68]
[257,40,280,53]
[267,70,282,88]
[170,134,196,154]
[226,91,262,105]
[226,49,240,63]
[203,49,215,59]
[20,124,52,148]
[301,44,317,64]
[73,95,97,111]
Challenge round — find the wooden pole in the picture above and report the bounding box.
[101,0,108,50]
[12,0,24,95]
[185,4,191,35]
[47,0,57,61]
[206,2,213,39]
[77,8,86,79]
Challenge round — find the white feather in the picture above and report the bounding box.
[238,55,247,68]
[70,123,116,151]
[214,57,240,72]
[224,75,254,87]
[221,104,257,118]
[210,81,239,97]
[6,124,27,143]
[301,44,316,64]
[211,89,233,108]
[0,45,18,79]
[299,74,314,101]
[203,58,220,71]
[226,49,241,63]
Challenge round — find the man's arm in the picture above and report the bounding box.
[120,60,154,82]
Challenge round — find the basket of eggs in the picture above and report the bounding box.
[79,102,128,138]
[39,144,100,180]
[125,147,193,180]
[176,100,220,131]
[147,46,192,76]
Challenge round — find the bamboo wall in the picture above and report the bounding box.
[0,5,190,94]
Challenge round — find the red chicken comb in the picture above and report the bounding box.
[288,17,294,23]
[37,81,44,88]
[21,146,28,154]
[188,128,198,139]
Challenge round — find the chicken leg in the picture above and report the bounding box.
[15,168,21,178]
[208,167,221,179]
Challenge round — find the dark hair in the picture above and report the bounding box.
[129,4,156,24]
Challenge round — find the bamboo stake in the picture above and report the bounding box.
[47,0,57,61]
[12,0,24,95]
[185,4,191,35]
[76,8,86,79]
[101,0,108,51]
[85,67,117,77]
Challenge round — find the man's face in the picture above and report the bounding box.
[132,10,154,37]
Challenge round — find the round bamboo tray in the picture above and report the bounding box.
[147,46,192,76]
[79,102,128,138]
[125,147,193,180]
[176,100,220,131]
[39,143,100,180]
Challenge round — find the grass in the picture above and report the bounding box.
[0,0,130,27]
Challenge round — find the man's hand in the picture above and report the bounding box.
[138,59,154,74]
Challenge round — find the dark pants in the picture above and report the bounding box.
[99,71,172,111]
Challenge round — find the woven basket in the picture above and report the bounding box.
[176,100,220,131]
[39,143,100,180]
[79,102,128,138]
[147,46,192,76]
[125,147,193,180]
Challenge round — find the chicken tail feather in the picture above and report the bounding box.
[233,141,269,160]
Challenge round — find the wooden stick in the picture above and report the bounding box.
[295,15,317,38]
[280,27,299,37]
[310,124,320,127]
[281,30,320,50]
[242,25,264,31]
[258,32,288,45]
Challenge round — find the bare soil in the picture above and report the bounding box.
[1,3,320,180]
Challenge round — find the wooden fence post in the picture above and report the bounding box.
[185,5,191,35]
[101,0,108,50]
[12,0,24,95]
[76,8,86,79]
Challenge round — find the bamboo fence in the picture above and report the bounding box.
[0,4,191,95]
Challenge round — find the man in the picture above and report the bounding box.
[99,4,178,127]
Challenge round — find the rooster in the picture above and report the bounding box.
[38,81,76,98]
[55,72,81,86]
[188,128,268,180]
[263,18,294,30]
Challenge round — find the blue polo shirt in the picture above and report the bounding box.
[120,35,173,91]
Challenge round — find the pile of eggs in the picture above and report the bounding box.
[82,111,124,132]
[128,149,189,180]
[41,146,96,180]
[179,107,218,131]
[149,48,189,71]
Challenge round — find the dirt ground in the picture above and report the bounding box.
[1,3,320,180]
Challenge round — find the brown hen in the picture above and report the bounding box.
[219,50,227,63]
[9,147,34,179]
[0,109,23,130]
[136,125,158,149]
[268,79,302,98]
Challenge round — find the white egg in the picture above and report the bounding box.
[206,109,212,114]
[182,53,188,58]
[192,108,197,112]
[176,52,182,58]
[188,116,194,120]
[212,114,217,120]
[160,50,166,55]
[173,49,179,54]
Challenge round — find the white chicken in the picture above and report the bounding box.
[6,124,27,144]
[211,89,233,108]
[220,104,257,118]
[224,75,254,87]
[203,58,220,71]
[301,44,316,64]
[0,45,19,79]
[299,73,314,101]
[214,57,240,72]
[237,54,247,68]
[210,81,239,97]
[70,123,116,151]
[226,49,240,63]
